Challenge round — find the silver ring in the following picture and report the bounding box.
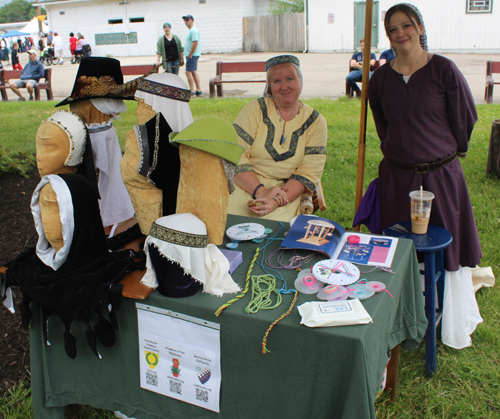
[264,211,267,215]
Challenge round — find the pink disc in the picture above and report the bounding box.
[367,281,386,292]
[317,285,349,301]
[294,271,323,294]
[347,235,360,244]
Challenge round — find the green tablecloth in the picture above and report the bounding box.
[30,215,427,419]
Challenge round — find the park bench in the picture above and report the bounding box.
[345,59,379,98]
[209,61,266,98]
[0,68,53,101]
[120,63,158,77]
[485,60,500,104]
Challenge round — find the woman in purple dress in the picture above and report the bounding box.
[369,3,482,349]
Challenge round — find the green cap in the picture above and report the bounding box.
[169,116,244,165]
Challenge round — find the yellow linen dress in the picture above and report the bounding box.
[228,97,327,221]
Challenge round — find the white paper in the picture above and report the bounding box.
[332,233,398,268]
[137,305,221,412]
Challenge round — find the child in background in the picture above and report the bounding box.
[69,32,77,63]
[11,43,22,70]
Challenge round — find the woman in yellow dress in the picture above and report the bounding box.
[228,55,327,221]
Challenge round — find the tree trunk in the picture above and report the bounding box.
[486,119,500,177]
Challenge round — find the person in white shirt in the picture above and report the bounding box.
[52,32,64,65]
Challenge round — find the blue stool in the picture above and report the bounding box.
[383,222,453,376]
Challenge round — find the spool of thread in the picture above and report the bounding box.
[226,242,239,249]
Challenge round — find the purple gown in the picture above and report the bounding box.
[369,54,482,271]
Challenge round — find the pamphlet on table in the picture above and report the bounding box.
[282,215,398,268]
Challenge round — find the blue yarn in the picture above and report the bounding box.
[255,222,297,295]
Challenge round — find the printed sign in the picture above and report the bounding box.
[137,305,221,412]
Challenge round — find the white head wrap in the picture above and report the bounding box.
[90,98,128,122]
[135,73,194,132]
[141,213,241,297]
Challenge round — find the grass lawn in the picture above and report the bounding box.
[0,98,499,418]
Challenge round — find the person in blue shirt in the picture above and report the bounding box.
[346,39,376,97]
[379,48,395,66]
[182,14,202,96]
[7,49,44,101]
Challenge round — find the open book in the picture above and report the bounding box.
[281,215,398,268]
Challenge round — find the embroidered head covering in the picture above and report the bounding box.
[42,110,87,167]
[265,55,300,71]
[141,213,241,297]
[263,54,303,97]
[56,57,156,107]
[135,73,193,133]
[385,3,428,57]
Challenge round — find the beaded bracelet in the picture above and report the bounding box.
[252,183,264,199]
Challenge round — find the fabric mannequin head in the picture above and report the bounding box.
[36,111,87,177]
[141,213,241,297]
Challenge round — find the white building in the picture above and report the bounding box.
[307,0,500,53]
[36,0,272,57]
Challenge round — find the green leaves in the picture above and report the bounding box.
[0,145,35,178]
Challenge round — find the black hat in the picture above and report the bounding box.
[182,14,194,20]
[56,57,153,107]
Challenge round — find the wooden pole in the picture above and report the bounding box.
[354,0,374,232]
[35,0,43,35]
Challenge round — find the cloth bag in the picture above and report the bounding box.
[298,300,373,327]
[442,267,483,349]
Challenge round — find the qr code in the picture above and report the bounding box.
[169,379,182,395]
[196,388,209,403]
[146,371,158,387]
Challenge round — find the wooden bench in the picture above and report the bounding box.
[345,60,379,98]
[0,68,53,101]
[485,60,500,104]
[209,61,266,98]
[120,64,158,77]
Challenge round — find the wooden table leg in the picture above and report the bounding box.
[65,404,82,418]
[385,344,400,400]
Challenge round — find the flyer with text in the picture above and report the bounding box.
[137,307,221,412]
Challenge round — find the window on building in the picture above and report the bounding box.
[129,17,144,23]
[466,0,492,13]
[59,11,65,15]
[108,19,123,25]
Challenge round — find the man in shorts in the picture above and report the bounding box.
[182,14,202,96]
[8,50,44,101]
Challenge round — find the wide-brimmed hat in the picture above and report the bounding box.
[169,116,244,165]
[56,57,156,107]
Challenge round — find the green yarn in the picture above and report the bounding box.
[245,274,282,314]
